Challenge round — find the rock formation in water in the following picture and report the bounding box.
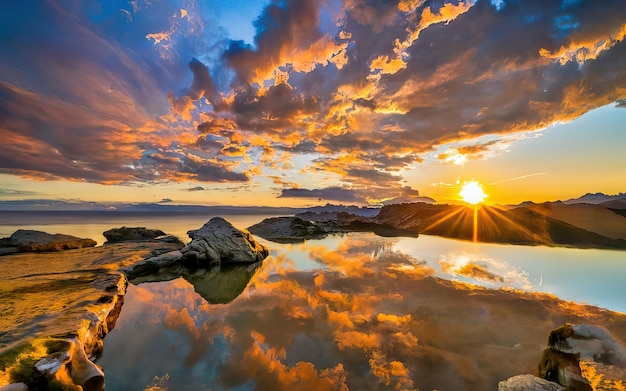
[103,226,182,244]
[499,323,626,390]
[181,217,269,266]
[0,217,272,390]
[0,239,182,391]
[0,229,97,256]
[247,216,328,243]
[248,214,417,243]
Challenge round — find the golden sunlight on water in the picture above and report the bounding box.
[98,234,626,391]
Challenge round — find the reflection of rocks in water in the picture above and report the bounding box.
[0,241,181,390]
[184,263,261,304]
[90,233,626,391]
[247,215,417,244]
[131,262,261,304]
[0,217,270,391]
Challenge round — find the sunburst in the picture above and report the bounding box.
[460,181,487,242]
[460,181,487,205]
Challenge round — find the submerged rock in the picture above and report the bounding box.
[103,227,182,244]
[0,229,96,255]
[181,217,269,266]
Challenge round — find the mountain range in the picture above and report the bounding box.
[374,200,626,249]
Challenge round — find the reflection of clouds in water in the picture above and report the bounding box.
[438,251,532,290]
[101,234,626,390]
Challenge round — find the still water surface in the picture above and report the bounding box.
[2,213,625,389]
[1,213,623,311]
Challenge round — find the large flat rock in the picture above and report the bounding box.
[0,241,181,389]
[0,229,96,255]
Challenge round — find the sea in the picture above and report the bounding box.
[1,212,625,390]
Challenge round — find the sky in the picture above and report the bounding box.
[1,0,625,207]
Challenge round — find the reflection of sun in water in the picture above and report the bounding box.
[460,181,487,205]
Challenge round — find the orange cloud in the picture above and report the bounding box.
[540,23,626,66]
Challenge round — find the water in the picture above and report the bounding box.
[0,212,275,245]
[2,213,625,389]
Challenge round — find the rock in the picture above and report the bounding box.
[0,247,18,256]
[536,348,591,391]
[500,323,626,390]
[547,324,626,366]
[154,234,184,244]
[103,227,172,243]
[0,230,96,254]
[247,216,328,243]
[181,217,269,266]
[122,250,183,279]
[33,338,104,391]
[0,241,181,390]
[498,374,564,391]
[0,383,28,391]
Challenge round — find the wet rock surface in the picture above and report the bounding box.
[0,241,185,390]
[247,214,417,243]
[181,217,269,266]
[499,323,626,390]
[0,218,270,390]
[102,226,181,244]
[247,216,328,243]
[0,230,96,255]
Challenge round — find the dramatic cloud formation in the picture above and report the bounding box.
[1,0,626,202]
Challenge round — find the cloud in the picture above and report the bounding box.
[0,188,41,197]
[0,1,249,185]
[223,0,347,86]
[185,186,205,192]
[279,187,363,203]
[279,184,430,205]
[2,0,626,197]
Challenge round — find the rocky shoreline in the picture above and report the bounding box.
[0,218,269,391]
[1,216,625,390]
[245,202,626,249]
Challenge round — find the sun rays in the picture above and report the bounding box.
[459,181,487,242]
[460,181,487,205]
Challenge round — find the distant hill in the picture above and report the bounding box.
[0,199,305,215]
[518,202,626,240]
[300,203,380,217]
[374,202,626,249]
[563,192,626,205]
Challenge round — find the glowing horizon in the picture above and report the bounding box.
[460,181,487,206]
[1,1,625,207]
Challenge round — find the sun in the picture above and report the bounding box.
[460,181,487,205]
